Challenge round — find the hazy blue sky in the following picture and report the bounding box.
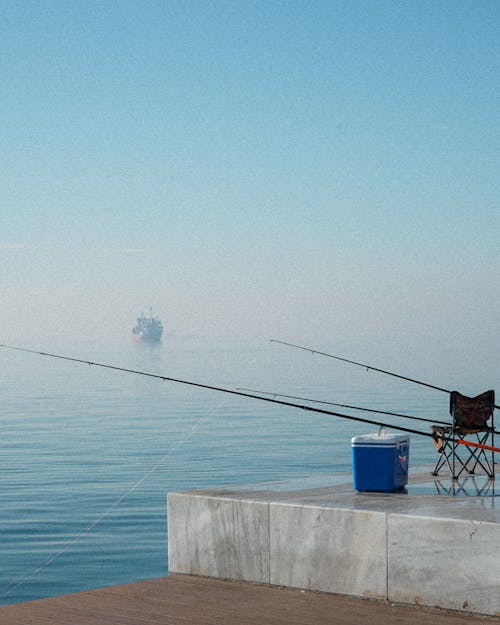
[1,1,498,366]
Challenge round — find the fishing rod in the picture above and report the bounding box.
[238,387,500,437]
[270,339,500,411]
[2,344,499,453]
[236,387,450,426]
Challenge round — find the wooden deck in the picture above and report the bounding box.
[0,575,497,625]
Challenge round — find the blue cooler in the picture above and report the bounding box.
[351,431,409,492]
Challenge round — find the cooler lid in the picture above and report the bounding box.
[351,431,409,445]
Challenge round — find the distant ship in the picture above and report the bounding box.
[132,310,163,342]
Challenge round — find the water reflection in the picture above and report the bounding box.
[409,474,496,498]
[433,475,495,497]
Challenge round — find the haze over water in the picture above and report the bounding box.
[1,0,498,606]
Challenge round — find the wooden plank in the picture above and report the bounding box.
[0,575,496,625]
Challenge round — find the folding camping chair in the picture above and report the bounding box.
[431,390,495,479]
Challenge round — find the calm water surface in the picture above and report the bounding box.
[0,337,485,605]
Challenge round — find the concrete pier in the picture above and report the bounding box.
[168,468,499,617]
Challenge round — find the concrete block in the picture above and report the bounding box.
[270,503,387,598]
[168,493,269,583]
[388,514,500,615]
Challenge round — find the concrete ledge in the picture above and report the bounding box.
[270,503,386,597]
[167,494,269,582]
[388,514,500,614]
[167,471,500,616]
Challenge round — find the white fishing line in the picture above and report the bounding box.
[0,399,226,602]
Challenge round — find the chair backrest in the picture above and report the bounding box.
[450,390,495,429]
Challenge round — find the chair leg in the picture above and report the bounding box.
[432,439,455,477]
[491,427,495,480]
[452,434,457,479]
[432,453,446,476]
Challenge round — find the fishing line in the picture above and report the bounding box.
[0,413,209,602]
[270,339,500,411]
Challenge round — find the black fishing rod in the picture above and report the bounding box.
[270,339,500,411]
[0,343,437,440]
[236,387,450,426]
[2,344,499,452]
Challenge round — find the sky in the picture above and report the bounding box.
[1,1,499,371]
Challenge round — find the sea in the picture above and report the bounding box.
[0,335,496,606]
